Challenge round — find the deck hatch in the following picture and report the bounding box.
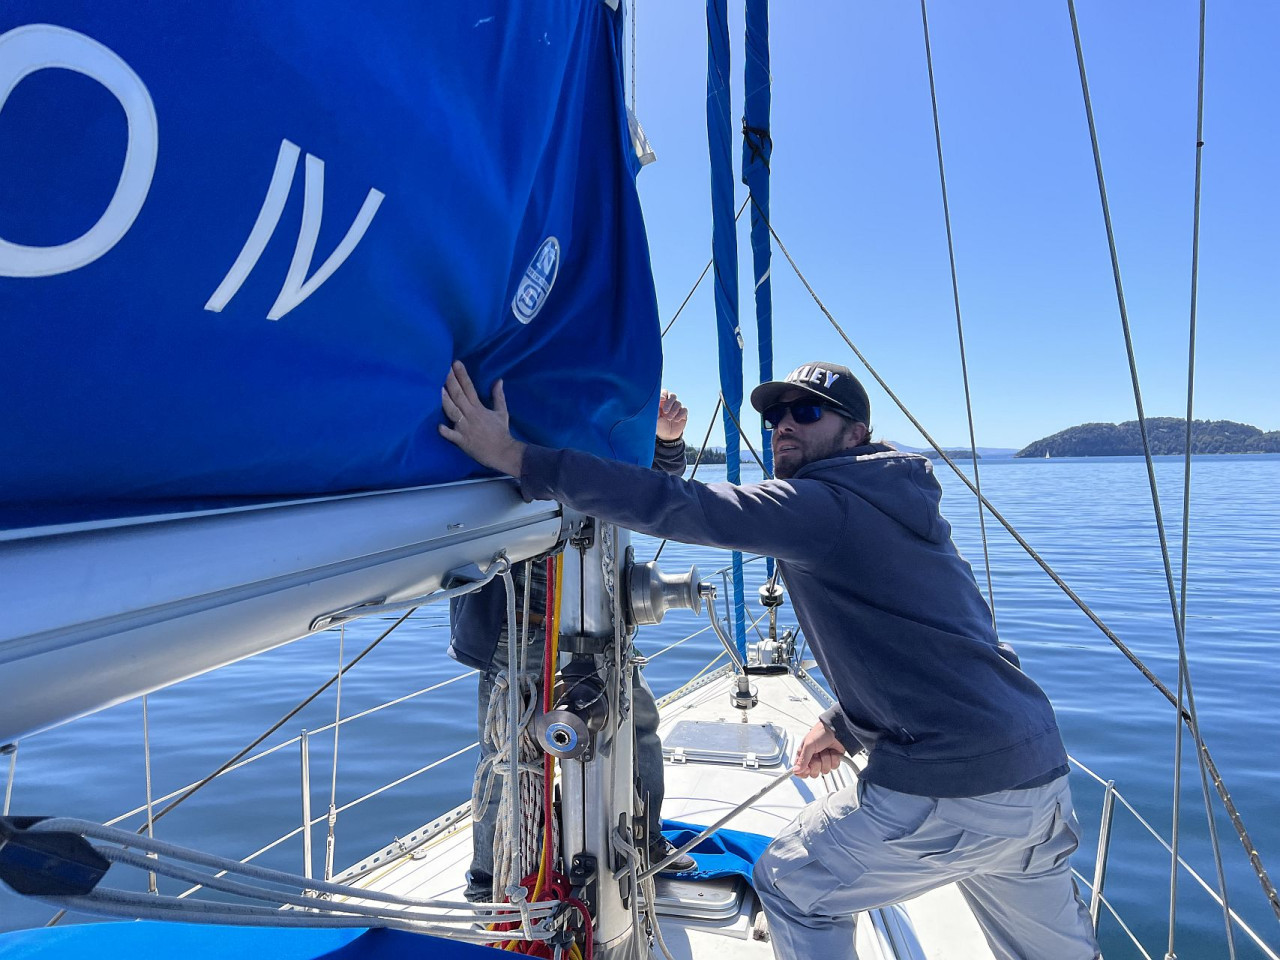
[661,720,789,767]
[651,876,743,921]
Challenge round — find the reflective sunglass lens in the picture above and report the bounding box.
[763,401,826,428]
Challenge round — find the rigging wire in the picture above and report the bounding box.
[1065,0,1247,938]
[660,198,749,339]
[652,395,723,563]
[727,394,785,604]
[142,695,157,895]
[1172,2,1237,956]
[721,390,787,645]
[106,671,478,830]
[324,624,346,882]
[122,565,505,846]
[1167,0,1236,953]
[752,197,1280,922]
[1,742,15,816]
[918,0,997,631]
[720,392,769,476]
[47,611,424,934]
[142,608,416,831]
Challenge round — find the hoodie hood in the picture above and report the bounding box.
[795,443,946,543]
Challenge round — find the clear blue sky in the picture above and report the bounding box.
[629,0,1280,451]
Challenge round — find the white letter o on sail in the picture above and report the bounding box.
[0,24,158,278]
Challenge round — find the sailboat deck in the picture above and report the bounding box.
[333,666,994,959]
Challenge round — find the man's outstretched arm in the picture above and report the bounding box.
[439,362,845,560]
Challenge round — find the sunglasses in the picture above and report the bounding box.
[761,399,850,430]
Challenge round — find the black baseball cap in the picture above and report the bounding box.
[750,361,871,425]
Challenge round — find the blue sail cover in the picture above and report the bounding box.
[705,0,748,658]
[0,2,661,522]
[0,922,508,959]
[742,0,776,582]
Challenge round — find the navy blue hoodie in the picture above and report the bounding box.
[520,442,1068,798]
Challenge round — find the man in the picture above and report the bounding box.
[438,359,1100,960]
[449,389,695,903]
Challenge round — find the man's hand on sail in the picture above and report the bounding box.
[440,361,526,477]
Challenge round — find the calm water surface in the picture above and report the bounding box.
[3,455,1278,958]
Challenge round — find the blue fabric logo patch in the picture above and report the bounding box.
[512,236,560,324]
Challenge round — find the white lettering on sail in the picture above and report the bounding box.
[205,141,385,321]
[0,24,157,278]
[266,153,384,321]
[203,140,301,313]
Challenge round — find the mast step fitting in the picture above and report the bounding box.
[731,677,759,710]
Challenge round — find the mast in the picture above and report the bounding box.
[549,518,642,959]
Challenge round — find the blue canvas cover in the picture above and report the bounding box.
[0,2,661,521]
[0,922,503,959]
[661,819,770,884]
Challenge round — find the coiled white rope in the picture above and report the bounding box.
[485,669,547,900]
[483,562,555,914]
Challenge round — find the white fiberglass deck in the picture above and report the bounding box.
[331,666,994,959]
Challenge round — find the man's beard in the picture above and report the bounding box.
[773,432,853,480]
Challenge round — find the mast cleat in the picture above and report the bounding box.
[568,852,598,906]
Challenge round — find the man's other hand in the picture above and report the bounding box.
[439,361,526,477]
[793,720,847,779]
[657,390,688,442]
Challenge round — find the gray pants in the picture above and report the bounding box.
[466,641,666,901]
[752,776,1100,960]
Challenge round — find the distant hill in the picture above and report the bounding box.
[686,444,1020,465]
[921,449,982,461]
[1016,418,1280,458]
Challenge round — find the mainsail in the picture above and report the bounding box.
[0,2,662,739]
[1,2,661,517]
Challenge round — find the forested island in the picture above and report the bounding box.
[1016,418,1280,458]
[687,446,984,464]
[686,447,727,464]
[922,449,982,461]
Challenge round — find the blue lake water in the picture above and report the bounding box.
[3,454,1278,958]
